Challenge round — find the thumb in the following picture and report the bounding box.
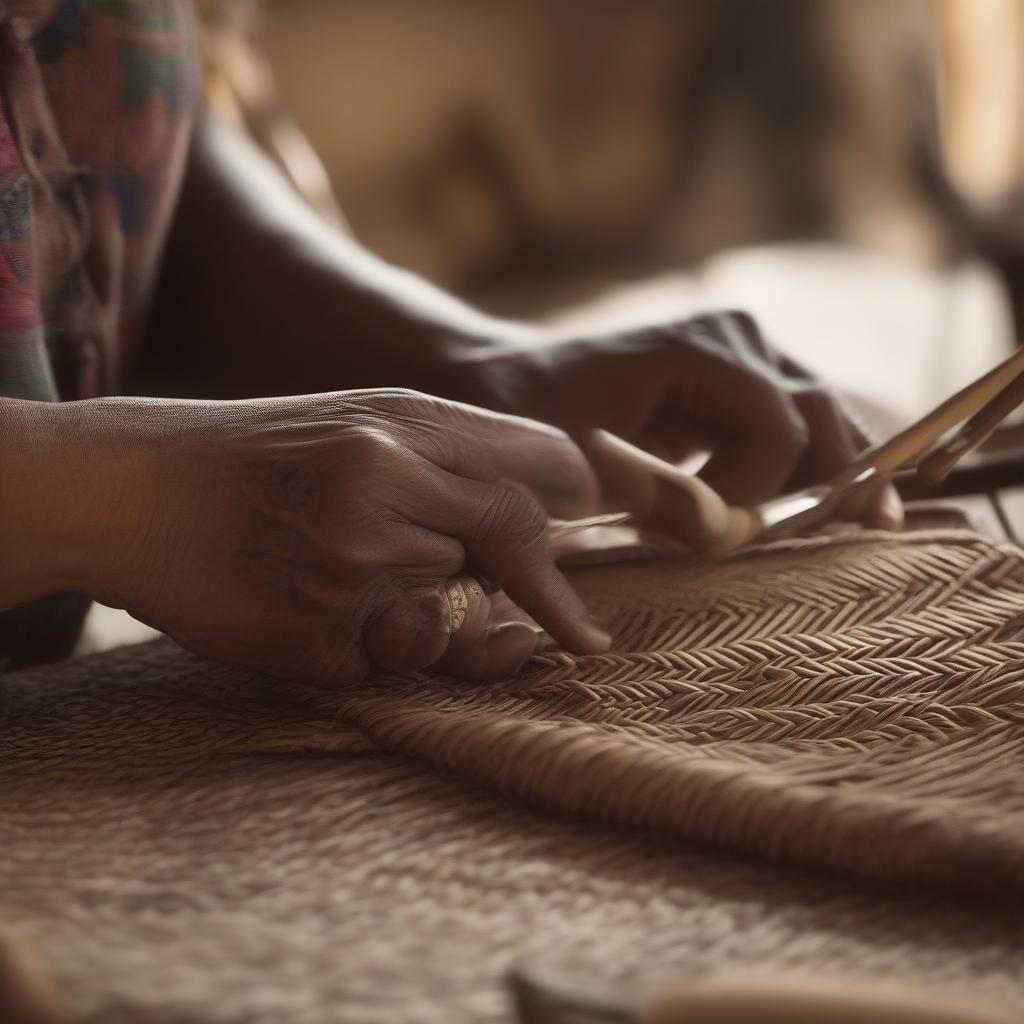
[587,430,754,551]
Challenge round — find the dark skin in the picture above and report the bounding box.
[136,114,531,404]
[0,113,901,686]
[143,116,900,508]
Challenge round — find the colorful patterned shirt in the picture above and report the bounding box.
[0,0,198,667]
[0,0,198,402]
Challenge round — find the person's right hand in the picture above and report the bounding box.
[7,389,617,685]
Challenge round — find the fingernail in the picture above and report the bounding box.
[876,484,905,532]
[487,621,543,673]
[583,621,613,653]
[707,507,757,553]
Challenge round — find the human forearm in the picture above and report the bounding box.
[0,397,186,615]
[0,400,108,605]
[138,113,538,400]
[5,389,610,683]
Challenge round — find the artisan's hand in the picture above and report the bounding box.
[6,391,610,685]
[454,310,903,528]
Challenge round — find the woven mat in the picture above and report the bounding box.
[1,528,1023,1021]
[322,527,1024,895]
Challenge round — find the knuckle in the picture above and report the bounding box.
[681,308,759,340]
[719,308,761,338]
[367,388,437,428]
[715,309,774,362]
[351,387,426,414]
[377,387,424,403]
[343,426,403,466]
[672,314,718,347]
[667,312,745,362]
[403,422,451,469]
[476,486,547,547]
[796,379,839,405]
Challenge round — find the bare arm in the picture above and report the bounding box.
[133,111,900,526]
[133,111,532,400]
[0,391,610,683]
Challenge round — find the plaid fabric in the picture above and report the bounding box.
[0,0,198,401]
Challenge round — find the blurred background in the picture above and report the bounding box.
[198,0,1024,436]
[93,0,1024,650]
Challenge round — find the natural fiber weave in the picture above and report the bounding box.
[1,527,1023,1021]
[320,527,1024,894]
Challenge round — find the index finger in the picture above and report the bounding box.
[403,463,610,655]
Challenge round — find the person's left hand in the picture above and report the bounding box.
[451,310,903,528]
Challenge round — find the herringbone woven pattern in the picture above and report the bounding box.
[320,528,1024,892]
[1,527,1023,1021]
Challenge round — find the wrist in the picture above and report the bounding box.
[0,399,84,603]
[0,398,147,606]
[438,327,553,413]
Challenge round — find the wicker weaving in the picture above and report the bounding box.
[1,525,1023,1020]
[323,526,1024,895]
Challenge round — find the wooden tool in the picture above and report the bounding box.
[554,347,1024,547]
[755,343,1024,540]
